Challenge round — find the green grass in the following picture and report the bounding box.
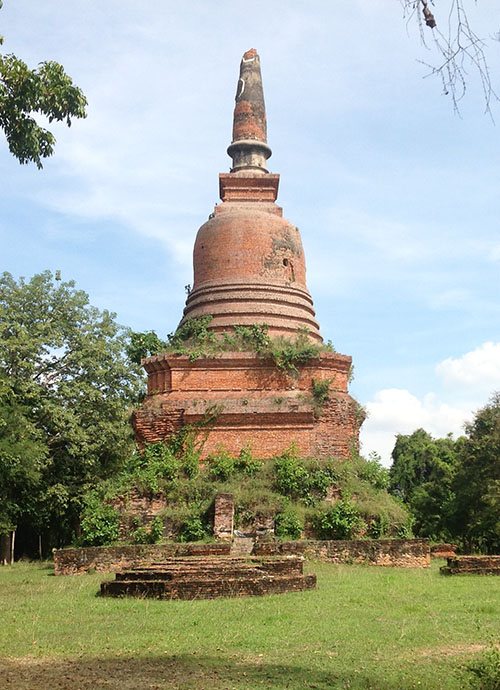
[1,560,499,689]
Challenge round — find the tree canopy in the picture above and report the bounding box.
[0,1,87,168]
[389,394,500,551]
[389,428,463,542]
[0,271,143,559]
[450,393,500,552]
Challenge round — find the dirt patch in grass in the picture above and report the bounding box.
[416,643,487,658]
[0,654,351,690]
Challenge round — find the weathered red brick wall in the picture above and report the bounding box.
[254,538,430,568]
[133,352,362,460]
[53,542,231,575]
[109,489,168,540]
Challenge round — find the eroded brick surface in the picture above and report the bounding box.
[254,538,431,568]
[213,493,234,539]
[53,543,231,576]
[441,555,500,575]
[133,352,362,460]
[100,555,316,600]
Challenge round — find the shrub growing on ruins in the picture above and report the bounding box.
[235,446,262,475]
[179,514,208,542]
[76,433,411,546]
[78,495,120,547]
[131,318,334,377]
[273,447,339,505]
[208,447,236,481]
[367,513,392,539]
[274,445,311,500]
[311,377,332,407]
[132,443,181,491]
[275,509,304,540]
[312,500,364,540]
[130,515,163,545]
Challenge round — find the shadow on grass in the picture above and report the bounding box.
[0,652,436,690]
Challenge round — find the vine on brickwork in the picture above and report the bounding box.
[157,316,335,377]
[311,377,333,414]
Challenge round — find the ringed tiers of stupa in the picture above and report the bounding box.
[132,50,363,460]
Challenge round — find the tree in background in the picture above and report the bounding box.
[0,378,47,563]
[450,393,500,553]
[0,0,87,168]
[0,271,143,561]
[389,428,462,542]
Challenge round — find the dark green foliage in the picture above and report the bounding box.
[274,445,311,500]
[311,378,332,406]
[168,315,216,350]
[142,443,180,483]
[179,514,208,542]
[450,393,500,553]
[389,428,461,542]
[180,452,201,480]
[207,447,236,481]
[273,446,338,505]
[235,446,262,475]
[358,452,390,490]
[266,330,324,376]
[368,513,392,539]
[275,509,303,540]
[312,500,364,540]
[395,518,415,539]
[466,645,500,689]
[0,381,47,537]
[130,516,163,545]
[0,14,87,168]
[81,438,409,546]
[78,495,119,547]
[0,271,143,549]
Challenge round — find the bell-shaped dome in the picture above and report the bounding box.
[180,50,322,342]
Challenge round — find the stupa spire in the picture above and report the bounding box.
[132,48,363,465]
[227,49,272,173]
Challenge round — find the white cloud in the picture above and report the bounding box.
[360,341,500,466]
[360,388,467,465]
[436,342,500,392]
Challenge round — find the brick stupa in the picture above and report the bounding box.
[133,50,363,459]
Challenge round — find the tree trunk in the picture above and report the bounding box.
[38,534,43,561]
[0,532,13,565]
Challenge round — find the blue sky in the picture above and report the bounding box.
[1,0,500,464]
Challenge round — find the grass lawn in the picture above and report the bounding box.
[1,559,499,689]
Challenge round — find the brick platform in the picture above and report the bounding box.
[100,555,316,599]
[133,351,362,459]
[441,555,500,575]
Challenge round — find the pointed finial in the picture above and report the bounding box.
[227,49,272,173]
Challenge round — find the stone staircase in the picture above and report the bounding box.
[100,555,316,600]
[441,555,500,575]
